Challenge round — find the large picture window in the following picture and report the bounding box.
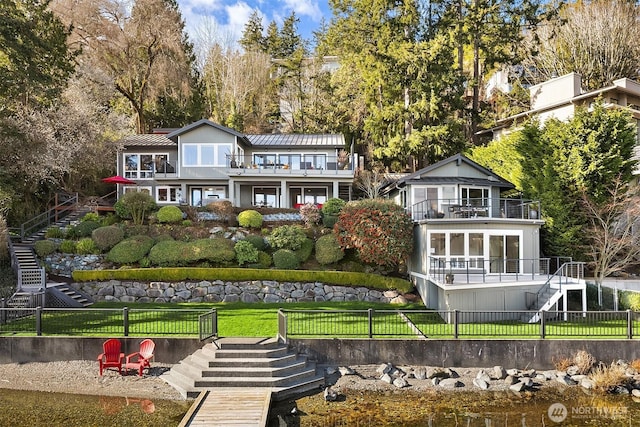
[124,153,168,179]
[182,143,231,167]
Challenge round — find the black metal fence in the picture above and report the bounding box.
[0,307,215,338]
[277,309,640,342]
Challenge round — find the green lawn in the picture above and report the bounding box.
[1,301,638,339]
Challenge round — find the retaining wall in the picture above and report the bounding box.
[290,339,640,370]
[70,280,404,304]
[2,337,637,370]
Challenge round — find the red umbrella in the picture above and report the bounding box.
[101,175,137,185]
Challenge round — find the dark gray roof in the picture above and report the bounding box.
[121,134,175,147]
[246,133,345,147]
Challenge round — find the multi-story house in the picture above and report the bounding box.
[382,154,586,319]
[117,119,355,208]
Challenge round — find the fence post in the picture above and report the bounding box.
[368,308,374,339]
[36,306,42,336]
[0,298,5,324]
[627,310,633,340]
[454,310,459,339]
[123,307,129,337]
[540,311,546,339]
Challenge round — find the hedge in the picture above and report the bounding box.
[71,268,413,293]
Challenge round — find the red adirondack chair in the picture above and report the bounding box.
[98,338,124,376]
[125,339,155,376]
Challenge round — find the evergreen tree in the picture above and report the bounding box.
[239,10,265,52]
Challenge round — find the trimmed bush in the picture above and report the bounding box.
[322,215,339,229]
[191,238,236,265]
[234,240,259,265]
[293,238,314,262]
[322,198,346,217]
[92,226,125,251]
[251,251,273,269]
[59,240,77,254]
[156,205,183,223]
[76,238,99,255]
[119,191,156,225]
[69,220,101,238]
[238,210,263,228]
[148,240,187,266]
[299,203,321,226]
[45,226,65,239]
[267,225,306,250]
[81,212,100,223]
[34,240,57,257]
[316,234,344,265]
[244,234,267,251]
[273,249,300,270]
[107,235,155,264]
[182,219,193,226]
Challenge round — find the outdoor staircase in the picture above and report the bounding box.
[162,337,325,401]
[522,261,585,323]
[18,206,91,245]
[46,282,93,308]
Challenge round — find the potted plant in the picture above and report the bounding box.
[337,149,349,170]
[229,153,238,168]
[445,273,454,284]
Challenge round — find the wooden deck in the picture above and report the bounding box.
[179,388,272,427]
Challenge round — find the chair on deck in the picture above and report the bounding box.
[125,339,155,376]
[98,338,124,376]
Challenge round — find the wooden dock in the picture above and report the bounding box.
[179,388,272,426]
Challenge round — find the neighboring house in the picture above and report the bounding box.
[117,119,355,208]
[382,154,586,318]
[483,72,640,144]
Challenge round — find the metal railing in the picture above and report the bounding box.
[0,307,210,337]
[278,309,640,341]
[199,309,218,341]
[8,193,79,241]
[530,262,585,310]
[410,198,541,221]
[427,257,551,284]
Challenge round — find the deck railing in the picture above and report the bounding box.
[410,198,541,221]
[278,309,640,342]
[0,307,211,337]
[426,257,552,284]
[8,192,79,241]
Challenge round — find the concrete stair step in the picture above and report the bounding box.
[193,368,318,388]
[207,354,300,368]
[213,347,290,359]
[215,337,281,350]
[201,360,310,378]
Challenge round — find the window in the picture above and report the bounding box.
[156,187,180,203]
[182,143,231,167]
[461,187,489,207]
[303,154,326,170]
[254,187,279,207]
[124,153,169,179]
[253,154,277,168]
[279,154,301,169]
[450,233,465,268]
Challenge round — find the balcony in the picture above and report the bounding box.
[225,154,355,177]
[410,198,541,222]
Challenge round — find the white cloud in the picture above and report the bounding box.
[282,0,322,21]
[225,2,258,40]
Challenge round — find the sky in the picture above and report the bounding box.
[176,0,332,47]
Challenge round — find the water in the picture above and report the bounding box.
[0,389,190,426]
[269,388,640,426]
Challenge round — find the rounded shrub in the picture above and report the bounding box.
[34,240,57,257]
[273,249,300,270]
[322,198,346,217]
[156,205,183,223]
[315,234,345,265]
[191,238,236,265]
[45,226,65,239]
[255,251,273,269]
[92,226,125,251]
[107,235,154,264]
[76,238,99,255]
[322,215,339,229]
[267,225,307,250]
[148,240,187,266]
[293,238,314,262]
[234,240,259,265]
[238,210,263,228]
[59,239,77,254]
[244,234,267,251]
[81,212,100,223]
[72,220,101,238]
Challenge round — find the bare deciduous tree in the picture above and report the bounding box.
[582,178,640,307]
[522,0,640,89]
[354,169,387,199]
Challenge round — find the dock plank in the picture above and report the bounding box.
[180,388,272,427]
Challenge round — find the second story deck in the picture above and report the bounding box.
[409,198,541,222]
